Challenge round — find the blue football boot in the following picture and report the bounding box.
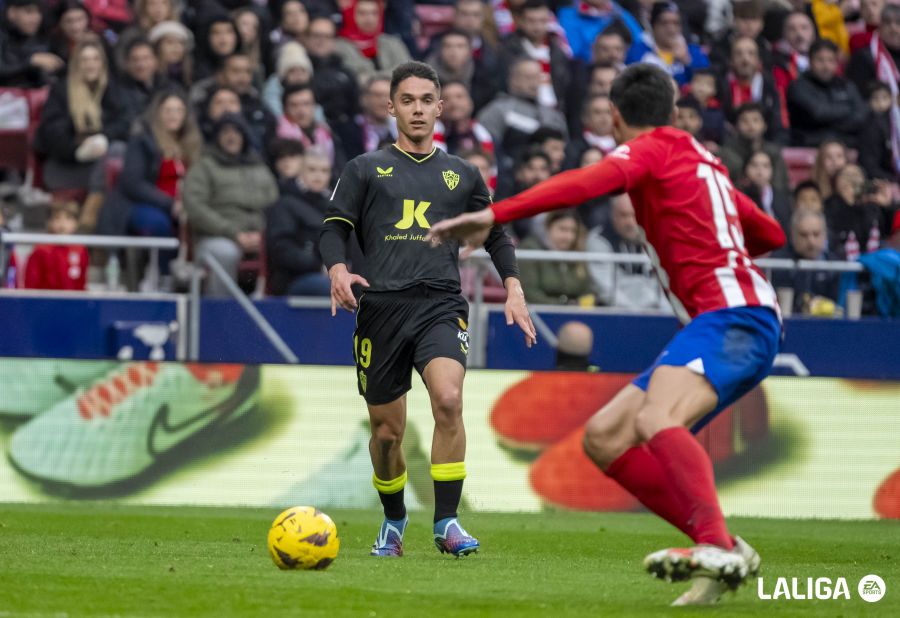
[370,516,408,557]
[433,517,479,557]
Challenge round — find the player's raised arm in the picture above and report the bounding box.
[734,190,787,256]
[319,159,370,315]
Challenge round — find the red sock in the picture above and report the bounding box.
[647,426,734,549]
[605,444,692,537]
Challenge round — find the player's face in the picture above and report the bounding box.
[389,76,442,144]
[792,216,826,259]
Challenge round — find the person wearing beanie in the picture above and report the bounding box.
[149,19,194,87]
[262,40,314,117]
[625,1,709,86]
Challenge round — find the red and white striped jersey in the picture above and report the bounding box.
[492,127,786,322]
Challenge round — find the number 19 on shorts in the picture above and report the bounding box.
[354,336,372,368]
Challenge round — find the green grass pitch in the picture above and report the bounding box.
[0,503,896,617]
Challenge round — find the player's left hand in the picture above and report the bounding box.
[504,278,537,348]
[426,209,495,247]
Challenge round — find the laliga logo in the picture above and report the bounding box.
[757,574,886,602]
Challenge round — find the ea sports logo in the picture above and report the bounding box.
[858,574,886,603]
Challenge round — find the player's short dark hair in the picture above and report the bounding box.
[793,180,821,199]
[282,81,314,107]
[609,64,674,128]
[734,102,766,122]
[809,38,839,59]
[269,137,305,161]
[390,61,441,99]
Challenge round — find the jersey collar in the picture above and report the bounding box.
[391,143,438,164]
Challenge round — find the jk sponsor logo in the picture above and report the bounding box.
[757,574,885,602]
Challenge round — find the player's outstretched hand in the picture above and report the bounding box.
[426,208,495,248]
[504,278,537,348]
[329,263,370,316]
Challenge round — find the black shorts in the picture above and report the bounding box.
[353,285,470,405]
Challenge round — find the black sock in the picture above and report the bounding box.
[378,488,407,521]
[433,479,464,522]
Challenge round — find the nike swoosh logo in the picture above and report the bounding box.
[146,367,260,457]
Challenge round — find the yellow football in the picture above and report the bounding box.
[267,506,340,570]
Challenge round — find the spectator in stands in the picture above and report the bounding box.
[530,127,566,174]
[477,58,568,174]
[278,82,344,172]
[437,80,495,159]
[683,68,725,144]
[794,179,826,214]
[0,0,62,87]
[460,148,497,194]
[498,145,551,206]
[826,164,894,259]
[233,6,272,84]
[35,35,128,230]
[427,30,493,113]
[849,0,885,53]
[566,94,616,168]
[270,0,308,49]
[587,62,619,98]
[719,102,791,195]
[847,4,900,96]
[447,0,505,107]
[149,20,194,89]
[198,85,241,142]
[674,96,702,137]
[557,0,643,64]
[194,14,241,81]
[518,209,595,305]
[262,41,313,118]
[772,209,842,315]
[741,150,792,234]
[269,138,305,184]
[718,35,785,143]
[119,38,166,131]
[98,91,201,259]
[266,147,333,296]
[501,0,572,111]
[350,73,392,156]
[116,0,181,71]
[592,28,628,69]
[192,53,275,155]
[787,39,868,148]
[709,0,771,74]
[586,195,665,310]
[859,81,899,181]
[303,16,363,159]
[555,321,596,371]
[813,139,850,199]
[772,11,816,124]
[335,0,411,85]
[183,113,278,297]
[49,1,97,66]
[23,200,88,291]
[626,1,709,86]
[574,147,609,230]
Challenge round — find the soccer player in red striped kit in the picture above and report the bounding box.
[427,64,786,606]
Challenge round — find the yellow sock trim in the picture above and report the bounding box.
[431,462,466,482]
[373,471,407,494]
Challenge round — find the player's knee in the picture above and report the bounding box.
[371,420,403,448]
[634,404,669,442]
[432,388,463,426]
[583,416,621,468]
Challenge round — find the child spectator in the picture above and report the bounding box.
[674,96,703,140]
[741,150,792,234]
[793,180,826,214]
[859,81,898,181]
[719,102,791,194]
[24,201,88,291]
[270,138,306,185]
[683,69,725,144]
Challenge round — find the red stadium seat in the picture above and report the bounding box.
[781,147,817,186]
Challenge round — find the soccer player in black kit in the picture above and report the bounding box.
[320,62,536,557]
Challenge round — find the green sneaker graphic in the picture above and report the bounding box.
[9,362,259,488]
[0,359,116,418]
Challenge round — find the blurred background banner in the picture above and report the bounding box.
[0,359,897,520]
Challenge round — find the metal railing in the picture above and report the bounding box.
[0,232,180,291]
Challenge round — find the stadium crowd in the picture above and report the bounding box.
[0,0,899,316]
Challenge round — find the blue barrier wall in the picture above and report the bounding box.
[1,295,898,379]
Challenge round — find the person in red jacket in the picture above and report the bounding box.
[24,201,88,290]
